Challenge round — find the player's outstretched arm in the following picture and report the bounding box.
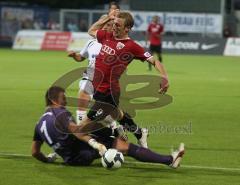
[68,51,85,62]
[31,141,57,163]
[68,122,107,156]
[147,57,169,94]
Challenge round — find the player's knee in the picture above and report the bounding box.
[113,138,129,155]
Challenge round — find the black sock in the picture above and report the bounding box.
[148,62,152,70]
[128,143,173,165]
[158,54,162,63]
[119,112,142,139]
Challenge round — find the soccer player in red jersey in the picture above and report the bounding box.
[77,10,169,147]
[147,16,164,70]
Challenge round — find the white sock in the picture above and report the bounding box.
[76,110,87,125]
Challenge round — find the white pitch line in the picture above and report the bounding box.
[125,161,240,172]
[0,153,31,157]
[180,164,240,172]
[1,152,240,172]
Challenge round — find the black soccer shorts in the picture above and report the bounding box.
[150,44,162,54]
[65,135,114,166]
[87,91,120,121]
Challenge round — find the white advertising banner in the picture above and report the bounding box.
[12,30,92,51]
[13,30,45,50]
[132,12,222,34]
[224,38,240,56]
[132,11,164,31]
[164,13,222,34]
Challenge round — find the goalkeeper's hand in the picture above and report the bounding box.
[88,139,107,156]
[47,152,58,163]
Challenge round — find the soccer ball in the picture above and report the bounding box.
[101,149,124,169]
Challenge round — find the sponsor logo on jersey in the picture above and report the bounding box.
[144,52,152,58]
[116,42,125,50]
[152,27,159,32]
[102,44,116,55]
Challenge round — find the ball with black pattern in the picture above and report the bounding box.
[101,149,124,169]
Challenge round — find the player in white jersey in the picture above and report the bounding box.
[68,4,120,125]
[68,20,112,124]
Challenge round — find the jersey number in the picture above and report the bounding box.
[40,121,53,144]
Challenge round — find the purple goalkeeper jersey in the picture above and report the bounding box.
[33,107,84,163]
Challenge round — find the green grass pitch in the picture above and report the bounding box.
[0,48,240,185]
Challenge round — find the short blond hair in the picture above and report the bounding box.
[117,11,134,29]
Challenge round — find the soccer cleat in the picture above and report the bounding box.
[138,128,149,148]
[169,143,185,169]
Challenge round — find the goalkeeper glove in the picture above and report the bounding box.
[88,138,107,156]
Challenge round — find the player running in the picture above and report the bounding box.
[31,86,185,168]
[146,15,164,71]
[68,15,149,148]
[76,11,169,140]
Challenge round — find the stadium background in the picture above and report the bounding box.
[0,1,240,185]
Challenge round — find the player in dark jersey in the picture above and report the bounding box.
[31,86,184,168]
[32,86,110,165]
